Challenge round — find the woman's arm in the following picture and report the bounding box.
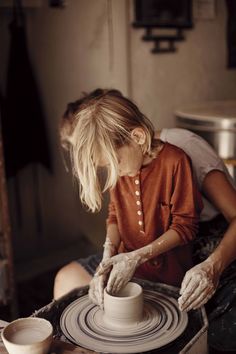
[96,229,185,295]
[135,229,182,258]
[89,225,120,308]
[105,223,121,256]
[88,199,121,307]
[202,169,236,272]
[178,169,236,311]
[105,193,121,254]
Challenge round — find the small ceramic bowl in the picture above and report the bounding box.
[103,282,144,327]
[1,317,53,354]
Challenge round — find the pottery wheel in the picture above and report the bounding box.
[60,289,188,353]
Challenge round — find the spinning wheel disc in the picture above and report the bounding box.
[60,290,188,353]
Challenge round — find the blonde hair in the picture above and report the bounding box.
[60,89,157,212]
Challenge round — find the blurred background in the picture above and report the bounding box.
[0,0,235,321]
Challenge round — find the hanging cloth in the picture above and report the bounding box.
[226,0,236,68]
[2,0,52,178]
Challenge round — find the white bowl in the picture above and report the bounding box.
[103,282,144,327]
[1,317,53,354]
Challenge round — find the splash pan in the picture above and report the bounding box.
[60,290,188,353]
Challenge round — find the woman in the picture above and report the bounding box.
[55,89,236,351]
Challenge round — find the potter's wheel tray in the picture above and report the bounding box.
[60,290,188,353]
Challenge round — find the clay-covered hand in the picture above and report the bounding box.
[88,273,107,309]
[178,258,220,312]
[96,246,152,295]
[88,237,117,308]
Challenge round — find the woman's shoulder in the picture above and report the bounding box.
[160,128,209,148]
[159,128,221,164]
[159,128,234,188]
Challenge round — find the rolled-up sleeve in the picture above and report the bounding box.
[169,153,203,243]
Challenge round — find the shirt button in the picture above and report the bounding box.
[137,210,142,215]
[138,221,143,226]
[135,191,140,196]
[136,201,141,206]
[135,179,139,185]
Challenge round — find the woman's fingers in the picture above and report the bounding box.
[179,258,220,312]
[88,287,98,305]
[98,276,105,309]
[179,273,212,311]
[110,277,126,295]
[106,268,121,293]
[88,275,105,308]
[180,285,208,311]
[185,287,215,311]
[178,276,200,310]
[179,272,192,295]
[96,259,113,276]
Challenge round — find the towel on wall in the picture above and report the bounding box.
[226,0,236,68]
[0,259,8,305]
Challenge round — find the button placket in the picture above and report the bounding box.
[134,176,144,234]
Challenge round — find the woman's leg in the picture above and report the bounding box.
[53,261,92,300]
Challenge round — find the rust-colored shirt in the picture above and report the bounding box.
[106,143,203,287]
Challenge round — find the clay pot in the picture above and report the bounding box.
[103,282,143,327]
[1,317,53,354]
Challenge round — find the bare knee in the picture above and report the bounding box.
[53,261,92,300]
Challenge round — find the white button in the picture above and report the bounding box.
[136,201,141,205]
[137,210,142,215]
[135,179,139,185]
[135,191,140,196]
[138,221,143,226]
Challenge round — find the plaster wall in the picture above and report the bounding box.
[129,0,236,128]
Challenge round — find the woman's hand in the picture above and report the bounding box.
[178,170,236,313]
[88,272,107,309]
[178,257,220,311]
[96,252,140,294]
[96,247,152,295]
[88,233,118,309]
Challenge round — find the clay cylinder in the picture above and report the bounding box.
[103,282,143,327]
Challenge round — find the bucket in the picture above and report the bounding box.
[175,100,236,182]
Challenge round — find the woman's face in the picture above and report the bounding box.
[98,141,144,177]
[98,128,150,177]
[116,141,144,177]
